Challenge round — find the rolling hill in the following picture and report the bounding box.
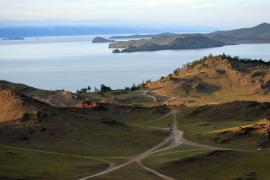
[148,55,270,106]
[0,85,170,179]
[0,88,52,123]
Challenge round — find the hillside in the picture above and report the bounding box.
[209,23,270,44]
[0,84,171,179]
[0,89,29,123]
[0,80,82,107]
[0,88,51,123]
[148,55,270,106]
[109,23,270,53]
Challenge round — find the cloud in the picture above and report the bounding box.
[0,0,269,27]
[135,0,189,7]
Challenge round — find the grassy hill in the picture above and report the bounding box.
[0,88,53,123]
[0,80,81,107]
[0,86,170,179]
[0,145,107,180]
[148,55,270,106]
[144,150,270,180]
[0,89,168,157]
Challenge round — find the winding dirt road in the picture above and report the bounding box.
[135,110,184,180]
[0,108,241,180]
[79,110,183,180]
[79,109,230,180]
[0,109,230,180]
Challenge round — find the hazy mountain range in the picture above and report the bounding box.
[0,25,216,38]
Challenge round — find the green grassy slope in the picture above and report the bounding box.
[0,107,167,157]
[96,164,158,180]
[144,150,270,180]
[0,146,106,180]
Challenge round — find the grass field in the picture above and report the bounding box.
[175,108,266,149]
[78,90,159,107]
[0,146,107,180]
[96,164,158,180]
[0,120,167,158]
[117,109,172,128]
[0,105,171,179]
[144,150,270,180]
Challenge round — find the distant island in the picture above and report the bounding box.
[92,37,115,43]
[2,37,25,41]
[109,23,270,53]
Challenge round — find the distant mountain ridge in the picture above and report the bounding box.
[208,23,270,44]
[0,25,215,38]
[0,26,149,38]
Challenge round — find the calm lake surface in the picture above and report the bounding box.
[0,36,270,92]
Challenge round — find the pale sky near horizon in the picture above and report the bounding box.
[0,0,269,28]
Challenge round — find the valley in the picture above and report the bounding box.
[1,55,270,179]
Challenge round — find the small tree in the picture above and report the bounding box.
[80,88,87,93]
[130,83,137,91]
[100,84,112,93]
[87,86,91,91]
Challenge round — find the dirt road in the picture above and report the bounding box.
[135,110,184,180]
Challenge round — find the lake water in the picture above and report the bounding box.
[0,36,270,92]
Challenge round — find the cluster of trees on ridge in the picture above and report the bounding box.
[76,80,151,94]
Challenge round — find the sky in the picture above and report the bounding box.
[0,0,269,29]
